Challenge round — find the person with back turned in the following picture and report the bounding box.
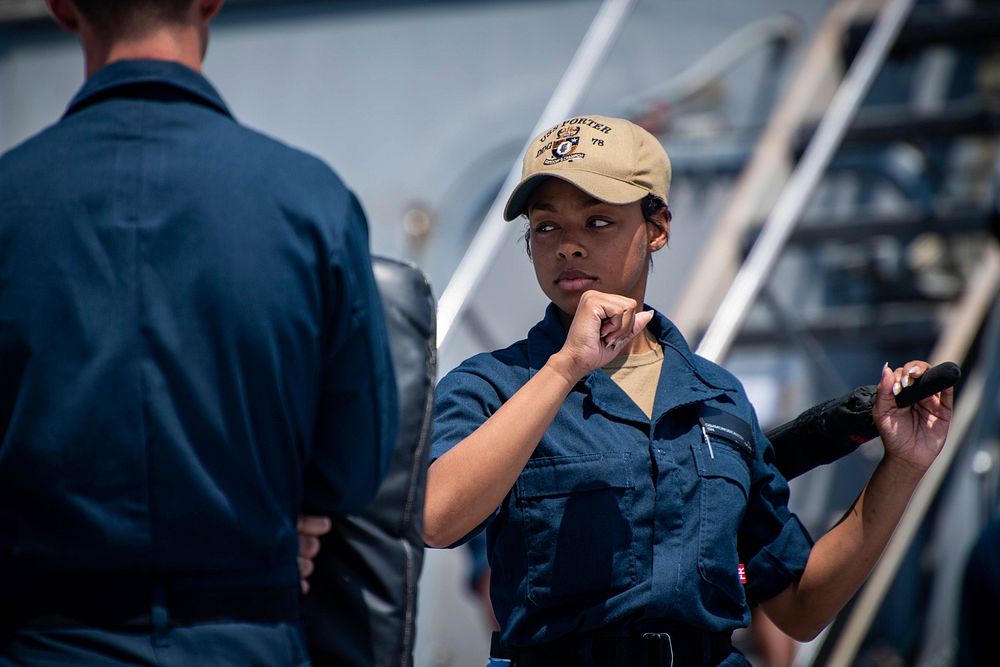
[0,1,397,665]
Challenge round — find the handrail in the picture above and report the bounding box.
[435,0,636,350]
[670,0,863,340]
[821,242,1000,666]
[619,13,801,118]
[821,144,1000,664]
[696,0,917,363]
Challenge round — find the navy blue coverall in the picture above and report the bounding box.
[431,305,812,665]
[0,59,397,665]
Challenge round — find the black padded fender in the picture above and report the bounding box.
[303,256,436,667]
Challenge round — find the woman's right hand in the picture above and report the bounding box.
[549,290,653,382]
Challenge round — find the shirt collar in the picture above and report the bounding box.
[64,59,232,119]
[526,302,739,421]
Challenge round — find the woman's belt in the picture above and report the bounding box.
[491,625,733,667]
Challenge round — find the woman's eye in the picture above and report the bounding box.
[534,223,555,233]
[589,218,612,228]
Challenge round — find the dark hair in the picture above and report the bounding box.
[522,193,670,258]
[72,0,193,38]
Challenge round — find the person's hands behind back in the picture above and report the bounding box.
[296,515,332,594]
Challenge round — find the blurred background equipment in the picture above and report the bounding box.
[4,0,998,665]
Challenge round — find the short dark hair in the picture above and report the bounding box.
[522,194,670,258]
[72,0,193,38]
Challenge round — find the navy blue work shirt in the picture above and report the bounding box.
[431,304,813,648]
[0,60,397,595]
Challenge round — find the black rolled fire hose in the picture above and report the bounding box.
[767,362,961,481]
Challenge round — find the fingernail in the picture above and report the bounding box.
[908,366,920,374]
[893,381,901,396]
[605,338,616,349]
[901,375,909,388]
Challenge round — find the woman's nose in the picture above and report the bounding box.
[557,234,586,258]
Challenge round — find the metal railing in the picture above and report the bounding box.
[820,119,1000,667]
[620,13,801,121]
[696,0,917,363]
[821,243,1000,666]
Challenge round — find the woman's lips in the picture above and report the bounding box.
[555,271,597,291]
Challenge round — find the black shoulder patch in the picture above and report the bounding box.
[698,405,755,458]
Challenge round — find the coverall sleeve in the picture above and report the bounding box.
[427,364,504,546]
[303,192,398,515]
[739,409,815,605]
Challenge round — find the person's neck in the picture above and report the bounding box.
[83,27,204,77]
[622,329,658,356]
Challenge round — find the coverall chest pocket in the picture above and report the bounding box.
[690,432,751,606]
[515,452,636,606]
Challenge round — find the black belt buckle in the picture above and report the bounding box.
[642,632,674,667]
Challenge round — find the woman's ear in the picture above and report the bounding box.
[647,208,670,251]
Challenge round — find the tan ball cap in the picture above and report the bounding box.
[503,114,671,221]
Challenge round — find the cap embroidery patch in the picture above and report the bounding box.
[543,125,586,165]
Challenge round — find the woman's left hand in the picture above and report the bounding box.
[872,361,954,472]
